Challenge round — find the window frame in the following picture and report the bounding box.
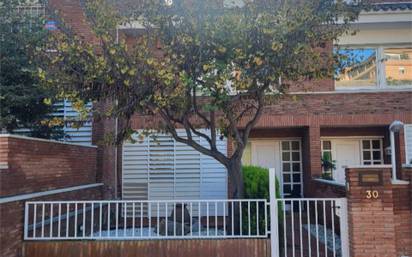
[335,44,412,91]
[321,140,333,176]
[360,139,384,165]
[280,140,303,197]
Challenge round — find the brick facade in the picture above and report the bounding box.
[346,167,412,257]
[48,0,98,44]
[0,135,102,257]
[310,180,346,198]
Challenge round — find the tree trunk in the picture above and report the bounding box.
[226,158,244,235]
[227,158,244,199]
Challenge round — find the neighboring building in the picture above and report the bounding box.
[12,3,93,146]
[40,0,412,200]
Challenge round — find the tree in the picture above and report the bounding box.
[0,0,63,139]
[38,0,363,197]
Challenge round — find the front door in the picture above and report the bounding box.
[251,141,280,170]
[251,141,283,195]
[334,140,361,184]
[250,140,303,197]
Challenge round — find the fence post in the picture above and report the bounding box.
[337,198,350,257]
[24,202,29,240]
[269,168,279,257]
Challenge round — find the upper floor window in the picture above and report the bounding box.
[384,48,412,87]
[335,46,412,90]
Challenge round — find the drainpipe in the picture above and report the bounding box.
[114,28,119,199]
[389,120,404,183]
[114,103,118,199]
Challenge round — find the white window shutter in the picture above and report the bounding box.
[122,129,228,203]
[200,137,228,199]
[405,124,412,164]
[52,100,93,145]
[122,137,149,200]
[13,100,93,145]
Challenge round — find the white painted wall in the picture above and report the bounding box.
[405,124,412,164]
[338,24,412,46]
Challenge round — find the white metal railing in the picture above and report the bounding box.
[23,169,349,257]
[274,198,349,257]
[24,199,268,240]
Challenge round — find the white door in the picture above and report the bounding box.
[251,141,280,170]
[251,141,283,196]
[334,140,361,184]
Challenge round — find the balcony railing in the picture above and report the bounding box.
[16,3,46,17]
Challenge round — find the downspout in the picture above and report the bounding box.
[389,129,397,181]
[389,120,408,184]
[114,103,118,199]
[114,28,119,199]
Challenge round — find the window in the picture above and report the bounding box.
[122,130,228,203]
[384,48,412,87]
[335,48,377,88]
[53,100,93,145]
[13,100,93,145]
[361,139,383,165]
[281,140,302,196]
[321,140,333,176]
[16,2,46,30]
[335,46,412,89]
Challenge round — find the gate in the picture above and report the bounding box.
[269,168,349,257]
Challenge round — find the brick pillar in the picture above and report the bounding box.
[304,125,321,196]
[346,167,412,257]
[399,167,412,256]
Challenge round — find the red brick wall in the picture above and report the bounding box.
[310,180,346,198]
[0,135,102,257]
[48,0,98,45]
[0,136,97,197]
[0,188,102,257]
[346,167,412,257]
[256,91,412,128]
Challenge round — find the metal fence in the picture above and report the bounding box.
[24,199,268,240]
[275,198,349,257]
[23,169,349,257]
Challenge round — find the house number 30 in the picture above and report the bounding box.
[366,190,379,199]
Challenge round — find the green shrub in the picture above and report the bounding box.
[242,165,283,235]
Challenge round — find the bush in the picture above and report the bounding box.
[242,165,283,235]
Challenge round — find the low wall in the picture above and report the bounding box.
[310,178,346,198]
[0,135,98,196]
[0,135,103,257]
[22,239,270,257]
[346,166,412,257]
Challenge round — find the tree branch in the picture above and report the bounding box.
[159,109,229,166]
